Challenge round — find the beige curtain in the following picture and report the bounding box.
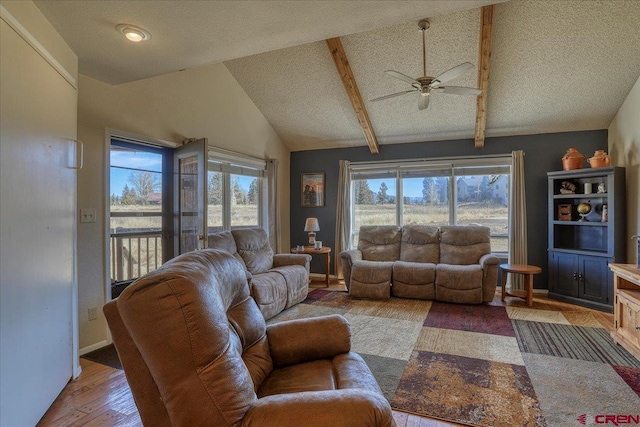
[508,150,527,290]
[334,160,351,278]
[266,159,280,253]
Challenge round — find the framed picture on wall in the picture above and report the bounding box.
[301,173,325,207]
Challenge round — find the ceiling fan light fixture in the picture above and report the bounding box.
[116,24,152,42]
[370,19,480,110]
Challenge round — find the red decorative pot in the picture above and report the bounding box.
[562,148,585,170]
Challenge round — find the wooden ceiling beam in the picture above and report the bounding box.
[474,5,494,149]
[326,37,379,154]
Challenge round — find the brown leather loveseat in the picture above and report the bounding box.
[104,249,395,427]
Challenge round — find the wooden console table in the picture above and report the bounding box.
[291,246,331,287]
[609,263,640,361]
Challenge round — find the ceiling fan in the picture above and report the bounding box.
[371,19,481,111]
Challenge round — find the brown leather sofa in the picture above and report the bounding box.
[208,228,311,320]
[340,225,499,303]
[104,249,396,427]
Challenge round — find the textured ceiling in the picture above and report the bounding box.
[227,9,483,150]
[34,0,497,85]
[226,0,640,150]
[35,0,640,152]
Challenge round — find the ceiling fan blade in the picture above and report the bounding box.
[371,90,416,102]
[418,95,430,110]
[434,86,482,96]
[384,70,420,86]
[431,62,474,86]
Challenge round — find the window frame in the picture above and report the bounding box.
[207,147,266,233]
[348,155,512,255]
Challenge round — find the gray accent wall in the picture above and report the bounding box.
[290,130,609,289]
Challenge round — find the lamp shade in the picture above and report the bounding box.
[304,217,320,232]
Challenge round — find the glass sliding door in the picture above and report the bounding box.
[174,138,207,254]
[109,139,172,290]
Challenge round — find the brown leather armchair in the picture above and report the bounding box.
[104,249,395,427]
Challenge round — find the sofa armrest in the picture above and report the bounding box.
[479,253,500,268]
[479,254,500,302]
[243,389,395,427]
[266,314,350,368]
[273,253,311,272]
[339,250,363,291]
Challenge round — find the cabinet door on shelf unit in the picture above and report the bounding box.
[579,255,610,304]
[550,251,579,297]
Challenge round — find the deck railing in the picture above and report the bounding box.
[110,230,163,283]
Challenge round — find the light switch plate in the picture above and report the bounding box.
[80,208,96,223]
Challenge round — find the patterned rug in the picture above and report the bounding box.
[268,290,640,427]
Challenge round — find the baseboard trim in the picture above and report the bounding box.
[79,340,109,356]
[309,273,335,278]
[497,286,549,295]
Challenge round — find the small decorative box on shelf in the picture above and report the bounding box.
[557,204,572,221]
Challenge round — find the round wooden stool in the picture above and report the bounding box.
[500,263,542,307]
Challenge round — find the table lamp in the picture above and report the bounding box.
[304,218,319,245]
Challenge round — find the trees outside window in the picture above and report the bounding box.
[350,160,510,252]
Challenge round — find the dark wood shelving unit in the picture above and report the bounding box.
[547,167,626,312]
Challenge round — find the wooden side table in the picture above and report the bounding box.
[291,246,331,287]
[500,263,542,307]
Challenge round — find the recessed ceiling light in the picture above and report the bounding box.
[116,24,151,42]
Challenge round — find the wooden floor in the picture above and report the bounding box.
[37,292,612,427]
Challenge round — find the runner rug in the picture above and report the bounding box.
[268,290,640,427]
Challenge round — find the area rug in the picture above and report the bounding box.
[268,290,640,427]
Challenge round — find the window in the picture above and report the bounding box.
[207,149,265,233]
[349,157,510,254]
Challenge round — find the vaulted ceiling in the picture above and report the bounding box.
[35,0,640,152]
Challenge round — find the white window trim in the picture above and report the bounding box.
[207,146,267,232]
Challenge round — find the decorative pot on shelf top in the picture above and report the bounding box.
[561,148,585,171]
[587,150,611,168]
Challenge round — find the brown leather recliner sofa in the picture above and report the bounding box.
[208,228,311,320]
[340,225,499,303]
[104,249,395,427]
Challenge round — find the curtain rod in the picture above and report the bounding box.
[348,152,513,170]
[349,152,512,167]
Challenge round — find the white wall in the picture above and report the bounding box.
[609,76,640,263]
[77,63,291,351]
[77,124,109,352]
[1,1,78,424]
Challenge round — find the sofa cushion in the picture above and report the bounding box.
[250,272,287,320]
[232,228,274,274]
[358,226,402,261]
[400,225,440,263]
[350,260,394,299]
[435,264,483,304]
[270,265,309,309]
[392,261,436,300]
[208,230,247,265]
[439,225,491,265]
